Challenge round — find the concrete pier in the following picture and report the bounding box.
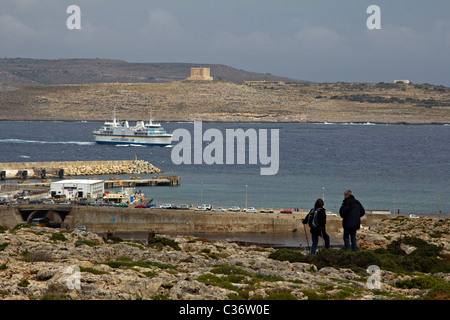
[0,204,389,236]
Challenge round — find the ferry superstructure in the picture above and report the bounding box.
[93,111,172,146]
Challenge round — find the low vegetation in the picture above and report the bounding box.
[147,236,181,251]
[269,236,449,275]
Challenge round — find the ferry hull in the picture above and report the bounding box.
[94,134,172,146]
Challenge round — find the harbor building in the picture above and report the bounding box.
[50,179,104,200]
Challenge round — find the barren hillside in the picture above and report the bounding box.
[0,58,305,93]
[0,81,449,123]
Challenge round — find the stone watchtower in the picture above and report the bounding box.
[186,67,213,81]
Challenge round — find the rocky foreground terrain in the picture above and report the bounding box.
[0,216,448,300]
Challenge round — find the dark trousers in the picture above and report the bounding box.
[343,227,358,251]
[311,231,330,254]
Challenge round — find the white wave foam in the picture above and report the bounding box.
[0,139,95,145]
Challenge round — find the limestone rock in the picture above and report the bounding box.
[0,218,448,300]
[400,243,417,254]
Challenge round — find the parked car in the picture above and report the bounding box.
[115,203,128,207]
[177,204,189,210]
[243,207,257,213]
[228,206,240,212]
[160,204,173,209]
[58,200,72,205]
[42,199,55,205]
[212,207,227,212]
[89,200,105,206]
[76,199,88,206]
[280,208,293,214]
[326,211,338,217]
[134,205,147,208]
[74,226,87,231]
[260,208,274,213]
[201,204,212,210]
[195,205,207,211]
[409,214,420,219]
[53,195,67,203]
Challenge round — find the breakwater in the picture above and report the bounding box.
[0,204,389,240]
[0,160,162,180]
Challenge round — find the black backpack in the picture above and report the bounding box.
[306,208,320,229]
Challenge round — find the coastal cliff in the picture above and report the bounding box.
[0,216,448,300]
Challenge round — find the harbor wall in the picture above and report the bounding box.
[0,160,162,179]
[0,205,389,235]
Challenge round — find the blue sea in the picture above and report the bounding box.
[0,121,449,215]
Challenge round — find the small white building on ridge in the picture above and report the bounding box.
[50,179,104,200]
[393,80,410,84]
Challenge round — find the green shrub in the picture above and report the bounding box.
[79,266,109,275]
[395,275,448,290]
[387,236,441,257]
[266,292,297,300]
[50,232,67,242]
[18,278,30,287]
[141,270,158,278]
[268,249,307,263]
[105,235,123,243]
[396,275,450,300]
[269,236,450,274]
[197,273,236,291]
[301,289,325,300]
[148,237,181,251]
[11,223,28,232]
[75,239,100,247]
[0,242,9,252]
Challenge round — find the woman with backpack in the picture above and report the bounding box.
[302,198,330,254]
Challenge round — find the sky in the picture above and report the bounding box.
[0,0,449,86]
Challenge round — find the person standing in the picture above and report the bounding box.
[339,190,365,251]
[302,198,330,254]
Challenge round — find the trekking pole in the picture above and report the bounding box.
[320,228,326,248]
[302,223,310,252]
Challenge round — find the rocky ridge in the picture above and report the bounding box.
[0,216,448,300]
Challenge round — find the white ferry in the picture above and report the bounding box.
[93,110,172,146]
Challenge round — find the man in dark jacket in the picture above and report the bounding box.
[339,190,365,251]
